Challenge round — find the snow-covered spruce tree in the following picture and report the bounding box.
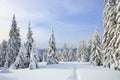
[76,41,88,62]
[29,42,39,70]
[4,14,21,68]
[56,49,62,61]
[80,41,88,62]
[112,0,120,70]
[42,49,47,62]
[61,42,69,62]
[87,38,92,62]
[68,46,74,61]
[46,30,58,65]
[25,22,34,67]
[76,41,82,61]
[0,40,7,67]
[13,44,29,69]
[102,0,120,70]
[90,28,102,66]
[36,49,42,62]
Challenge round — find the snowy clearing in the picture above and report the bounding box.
[0,62,120,80]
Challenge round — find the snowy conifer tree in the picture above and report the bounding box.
[46,30,58,65]
[4,14,21,68]
[25,22,34,67]
[102,0,120,70]
[80,41,88,62]
[68,46,74,61]
[87,38,92,62]
[61,42,69,62]
[76,41,82,61]
[90,28,102,66]
[29,43,39,70]
[56,49,62,61]
[76,41,88,62]
[42,49,47,62]
[0,40,7,67]
[111,0,120,70]
[13,44,29,69]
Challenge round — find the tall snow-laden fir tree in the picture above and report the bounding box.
[4,14,21,68]
[114,0,120,70]
[103,0,120,70]
[29,42,39,70]
[46,30,58,65]
[76,41,88,62]
[0,40,7,67]
[102,0,116,68]
[13,44,29,69]
[61,42,69,62]
[90,28,102,66]
[25,22,34,67]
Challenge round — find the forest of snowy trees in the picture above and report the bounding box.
[0,0,120,71]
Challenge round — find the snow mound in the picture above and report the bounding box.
[0,68,11,73]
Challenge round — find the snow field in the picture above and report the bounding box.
[0,62,120,80]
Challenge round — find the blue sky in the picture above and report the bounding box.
[0,0,104,48]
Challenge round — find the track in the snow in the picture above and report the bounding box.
[67,63,81,80]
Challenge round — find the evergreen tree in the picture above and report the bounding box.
[87,38,92,62]
[25,22,34,67]
[0,40,7,67]
[29,43,39,70]
[90,28,102,66]
[68,46,74,61]
[13,44,29,69]
[46,30,58,65]
[42,49,47,62]
[80,41,88,62]
[57,49,62,61]
[102,0,120,70]
[111,0,120,70]
[76,41,82,61]
[4,14,21,68]
[76,41,88,62]
[61,42,69,62]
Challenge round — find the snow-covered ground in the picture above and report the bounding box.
[0,62,120,80]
